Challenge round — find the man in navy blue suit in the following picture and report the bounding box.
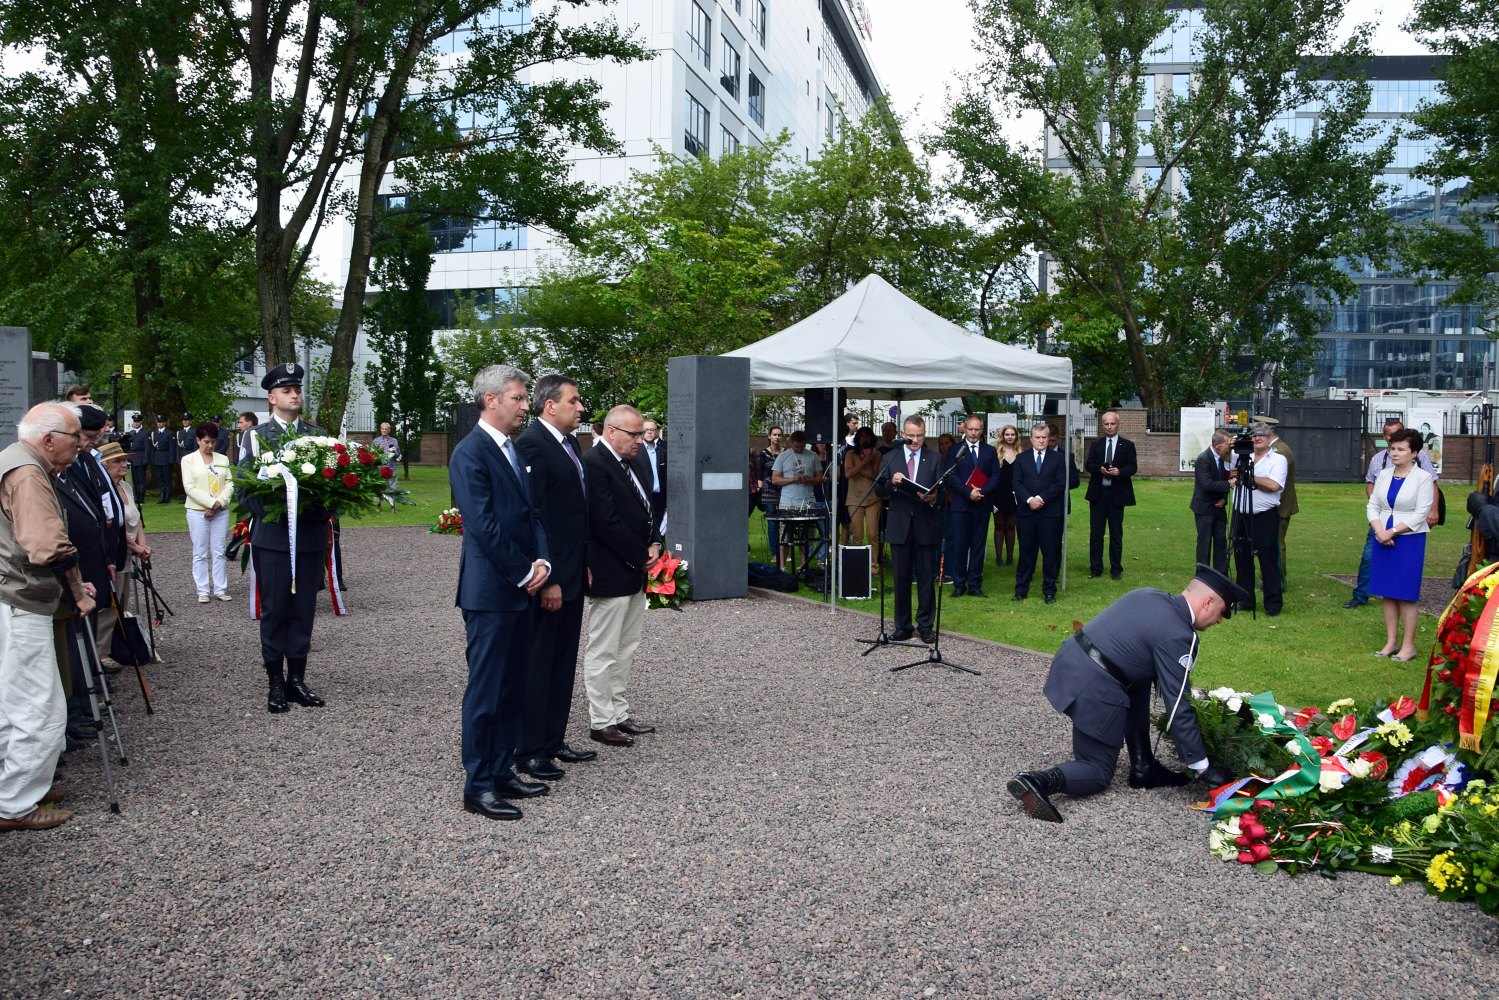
[450,365,552,822]
[1083,410,1138,580]
[875,416,944,643]
[944,414,1001,598]
[1013,423,1067,604]
[512,373,596,781]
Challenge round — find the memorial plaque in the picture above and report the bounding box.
[667,355,750,601]
[0,328,32,448]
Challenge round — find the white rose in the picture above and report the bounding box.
[266,464,286,478]
[1284,739,1302,755]
[1318,768,1348,793]
[259,451,275,465]
[300,462,316,475]
[1255,712,1276,728]
[280,447,296,462]
[1208,686,1235,700]
[1348,759,1373,780]
[1226,697,1243,713]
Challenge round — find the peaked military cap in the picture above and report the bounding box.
[262,362,305,391]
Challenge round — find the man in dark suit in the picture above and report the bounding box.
[174,412,195,500]
[1013,423,1067,604]
[450,364,552,821]
[582,404,662,747]
[944,414,1001,598]
[238,363,333,714]
[512,374,596,781]
[634,417,667,532]
[1190,429,1234,574]
[126,414,148,503]
[875,416,944,643]
[1083,410,1138,580]
[147,414,174,503]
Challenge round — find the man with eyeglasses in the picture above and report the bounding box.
[581,405,662,748]
[875,416,942,643]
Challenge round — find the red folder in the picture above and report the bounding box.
[965,467,989,491]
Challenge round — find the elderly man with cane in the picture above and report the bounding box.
[0,403,96,831]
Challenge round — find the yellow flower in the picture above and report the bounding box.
[1426,851,1469,893]
[1390,875,1404,886]
[1374,721,1414,748]
[1326,698,1356,715]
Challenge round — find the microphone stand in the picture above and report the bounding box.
[892,463,979,676]
[855,467,919,655]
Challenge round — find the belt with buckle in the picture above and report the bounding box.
[1074,631,1132,687]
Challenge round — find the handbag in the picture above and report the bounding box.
[112,611,158,666]
[1435,485,1446,527]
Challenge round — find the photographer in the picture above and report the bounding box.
[1231,424,1287,617]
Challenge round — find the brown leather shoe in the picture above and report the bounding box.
[39,785,69,806]
[0,806,72,831]
[617,718,655,735]
[589,725,634,747]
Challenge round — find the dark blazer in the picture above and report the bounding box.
[875,445,943,546]
[632,440,668,528]
[215,425,232,457]
[450,425,549,613]
[127,427,148,466]
[585,442,660,598]
[944,439,1002,512]
[174,427,195,463]
[54,467,115,599]
[1012,447,1067,519]
[1084,435,1138,506]
[147,427,174,466]
[1190,447,1232,515]
[237,417,331,553]
[514,420,589,602]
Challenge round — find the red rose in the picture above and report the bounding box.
[333,443,347,453]
[341,472,359,488]
[1243,822,1267,842]
[336,453,351,467]
[379,466,394,478]
[1235,834,1252,848]
[1237,851,1255,865]
[1445,704,1459,716]
[321,467,335,479]
[359,451,374,465]
[1358,751,1389,779]
[1250,843,1271,863]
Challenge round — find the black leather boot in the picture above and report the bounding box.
[1007,767,1066,823]
[1125,729,1190,789]
[266,661,289,714]
[284,658,324,707]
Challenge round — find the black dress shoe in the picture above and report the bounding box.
[552,743,598,764]
[969,588,987,599]
[951,587,966,598]
[617,718,655,735]
[890,627,915,640]
[589,725,634,747]
[518,754,565,781]
[1044,595,1056,604]
[1110,571,1123,580]
[919,629,936,644]
[493,774,550,798]
[463,791,522,821]
[1012,594,1026,602]
[1088,571,1102,579]
[1343,598,1366,609]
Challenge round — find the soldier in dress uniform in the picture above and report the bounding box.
[1007,565,1249,823]
[126,415,149,504]
[174,412,195,499]
[237,362,332,714]
[147,415,175,503]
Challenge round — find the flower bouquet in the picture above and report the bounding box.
[430,507,463,536]
[233,434,410,523]
[645,553,690,610]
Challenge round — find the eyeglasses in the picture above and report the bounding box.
[608,424,646,439]
[52,431,82,441]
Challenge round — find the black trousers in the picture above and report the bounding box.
[891,539,936,631]
[1088,499,1125,575]
[153,464,173,502]
[252,545,324,663]
[1194,509,1228,574]
[129,463,147,504]
[1234,509,1282,615]
[516,593,584,757]
[1015,515,1062,598]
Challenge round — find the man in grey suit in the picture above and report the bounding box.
[1190,429,1235,574]
[1007,565,1249,823]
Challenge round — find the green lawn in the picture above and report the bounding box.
[753,480,1467,709]
[133,465,455,535]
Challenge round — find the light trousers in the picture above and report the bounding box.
[583,592,646,728]
[187,508,229,596]
[0,603,66,819]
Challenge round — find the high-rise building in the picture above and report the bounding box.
[1040,7,1497,399]
[276,0,885,431]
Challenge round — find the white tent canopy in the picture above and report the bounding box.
[724,273,1073,397]
[721,274,1075,612]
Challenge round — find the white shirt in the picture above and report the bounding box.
[641,441,661,492]
[1247,449,1288,514]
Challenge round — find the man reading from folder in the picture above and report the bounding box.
[875,416,942,644]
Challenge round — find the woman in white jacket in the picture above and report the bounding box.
[1366,428,1434,661]
[181,421,233,603]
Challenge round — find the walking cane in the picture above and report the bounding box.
[63,597,124,813]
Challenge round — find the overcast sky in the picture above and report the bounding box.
[858,0,1429,149]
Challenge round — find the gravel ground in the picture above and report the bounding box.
[1323,573,1462,617]
[3,526,1496,999]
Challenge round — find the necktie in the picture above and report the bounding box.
[563,434,585,486]
[502,438,528,500]
[1035,449,1044,470]
[622,458,650,512]
[970,443,978,462]
[1105,437,1114,467]
[907,449,917,481]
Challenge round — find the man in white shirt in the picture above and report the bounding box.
[1232,424,1287,617]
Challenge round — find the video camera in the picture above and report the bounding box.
[1231,429,1255,457]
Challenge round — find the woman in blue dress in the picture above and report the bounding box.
[1366,428,1435,661]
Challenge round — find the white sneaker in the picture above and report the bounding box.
[197,594,210,604]
[215,593,232,602]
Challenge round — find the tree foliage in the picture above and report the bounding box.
[502,106,981,416]
[935,0,1396,410]
[1405,0,1499,321]
[364,214,440,475]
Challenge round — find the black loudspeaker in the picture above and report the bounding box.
[839,545,872,599]
[803,388,849,445]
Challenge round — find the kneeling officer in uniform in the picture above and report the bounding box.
[1008,564,1249,822]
